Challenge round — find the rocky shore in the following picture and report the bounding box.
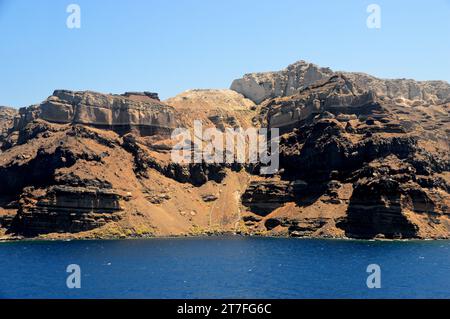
[1,61,449,241]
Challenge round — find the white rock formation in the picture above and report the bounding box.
[231,60,450,105]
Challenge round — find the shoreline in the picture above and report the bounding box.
[1,232,448,244]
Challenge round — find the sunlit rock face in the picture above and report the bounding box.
[231,61,335,104]
[231,60,450,105]
[12,90,176,136]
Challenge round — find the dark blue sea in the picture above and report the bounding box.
[0,237,449,299]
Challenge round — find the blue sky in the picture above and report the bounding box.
[0,0,449,108]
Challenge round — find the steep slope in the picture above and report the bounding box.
[0,61,449,240]
[11,90,176,137]
[234,65,449,239]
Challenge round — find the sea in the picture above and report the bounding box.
[0,237,449,299]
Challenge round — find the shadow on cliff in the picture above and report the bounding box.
[0,146,77,198]
[336,178,419,239]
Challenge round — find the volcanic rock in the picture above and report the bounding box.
[0,61,449,240]
[231,60,450,105]
[0,106,17,151]
[12,90,176,137]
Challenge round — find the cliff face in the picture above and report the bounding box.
[0,106,17,151]
[231,60,450,105]
[165,89,256,129]
[12,90,176,137]
[0,60,449,240]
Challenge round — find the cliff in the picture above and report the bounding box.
[0,106,17,151]
[0,61,448,240]
[231,60,450,105]
[12,90,176,136]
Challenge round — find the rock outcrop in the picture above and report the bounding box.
[231,61,335,104]
[12,90,176,137]
[231,60,450,106]
[13,185,125,236]
[165,89,256,129]
[262,74,379,133]
[0,106,17,151]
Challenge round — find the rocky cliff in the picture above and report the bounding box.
[12,90,176,137]
[231,60,450,106]
[0,60,448,240]
[0,106,17,151]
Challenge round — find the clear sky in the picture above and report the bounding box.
[1,0,449,108]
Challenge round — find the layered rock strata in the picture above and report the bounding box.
[0,60,448,240]
[231,60,450,105]
[12,90,176,137]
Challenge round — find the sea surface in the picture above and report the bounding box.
[0,237,449,299]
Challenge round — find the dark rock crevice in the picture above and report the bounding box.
[0,146,78,197]
[337,178,419,239]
